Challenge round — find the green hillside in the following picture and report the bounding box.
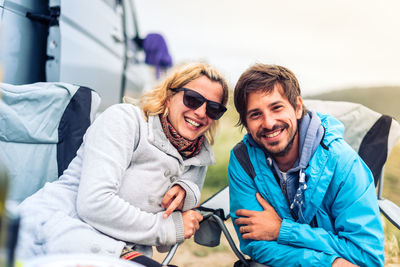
[306,86,400,121]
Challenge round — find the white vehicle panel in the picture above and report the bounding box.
[57,0,124,110]
[58,21,123,110]
[60,0,124,58]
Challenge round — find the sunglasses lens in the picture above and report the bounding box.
[178,88,226,120]
[206,102,227,120]
[183,90,205,110]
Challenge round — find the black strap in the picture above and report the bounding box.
[320,126,329,150]
[57,86,92,176]
[358,115,392,186]
[233,141,256,180]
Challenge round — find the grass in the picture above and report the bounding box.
[383,142,400,264]
[202,87,400,265]
[384,216,400,264]
[203,101,243,191]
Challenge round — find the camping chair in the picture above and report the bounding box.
[162,100,400,266]
[0,82,101,266]
[0,82,181,266]
[0,82,101,203]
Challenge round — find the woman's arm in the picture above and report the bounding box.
[162,185,186,218]
[172,165,207,211]
[76,105,184,246]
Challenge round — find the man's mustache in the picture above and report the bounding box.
[256,123,289,139]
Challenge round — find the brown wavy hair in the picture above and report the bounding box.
[234,63,306,128]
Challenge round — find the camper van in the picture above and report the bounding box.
[0,0,150,111]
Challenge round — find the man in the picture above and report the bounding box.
[228,64,384,266]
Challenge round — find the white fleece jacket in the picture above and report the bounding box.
[16,104,215,259]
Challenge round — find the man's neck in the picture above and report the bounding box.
[274,138,299,172]
[275,156,297,172]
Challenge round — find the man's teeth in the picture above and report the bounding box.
[185,118,200,127]
[266,130,280,138]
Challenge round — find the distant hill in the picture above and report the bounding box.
[306,86,400,121]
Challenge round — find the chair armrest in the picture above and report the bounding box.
[378,198,400,229]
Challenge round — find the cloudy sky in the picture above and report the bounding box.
[135,0,400,96]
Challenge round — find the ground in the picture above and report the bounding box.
[153,218,400,267]
[153,219,241,267]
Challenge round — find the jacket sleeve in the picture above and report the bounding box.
[76,105,184,246]
[228,150,338,267]
[170,165,207,211]
[277,153,384,266]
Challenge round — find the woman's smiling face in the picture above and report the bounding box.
[166,75,223,140]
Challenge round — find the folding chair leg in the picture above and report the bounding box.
[211,214,249,267]
[162,243,179,266]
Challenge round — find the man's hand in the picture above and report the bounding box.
[234,193,282,241]
[332,258,359,267]
[182,209,203,239]
[162,185,186,218]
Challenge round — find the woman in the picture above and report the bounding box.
[16,63,229,265]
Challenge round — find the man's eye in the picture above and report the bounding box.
[249,112,261,119]
[272,105,283,111]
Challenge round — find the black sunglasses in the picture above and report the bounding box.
[172,88,227,120]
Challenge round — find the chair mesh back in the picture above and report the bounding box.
[358,115,392,185]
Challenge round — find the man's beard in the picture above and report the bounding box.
[256,123,298,158]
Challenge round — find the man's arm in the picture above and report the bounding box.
[235,193,357,267]
[231,150,384,266]
[228,151,338,266]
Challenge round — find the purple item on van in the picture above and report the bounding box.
[143,33,173,78]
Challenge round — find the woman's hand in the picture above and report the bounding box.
[182,209,203,239]
[162,185,186,218]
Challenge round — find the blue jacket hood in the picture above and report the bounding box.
[318,112,345,146]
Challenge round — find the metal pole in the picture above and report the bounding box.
[161,243,179,266]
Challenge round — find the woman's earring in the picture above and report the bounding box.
[163,107,169,117]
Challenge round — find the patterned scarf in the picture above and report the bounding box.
[160,115,205,158]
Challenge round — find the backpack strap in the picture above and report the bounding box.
[233,141,256,180]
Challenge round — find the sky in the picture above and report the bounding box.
[134,0,400,96]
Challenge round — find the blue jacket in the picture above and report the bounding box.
[228,113,384,267]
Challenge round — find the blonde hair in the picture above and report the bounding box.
[138,62,229,144]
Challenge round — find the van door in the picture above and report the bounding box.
[0,0,48,84]
[120,0,152,99]
[47,0,125,111]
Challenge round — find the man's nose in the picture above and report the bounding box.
[261,115,276,130]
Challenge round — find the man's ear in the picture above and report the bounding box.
[295,96,303,119]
